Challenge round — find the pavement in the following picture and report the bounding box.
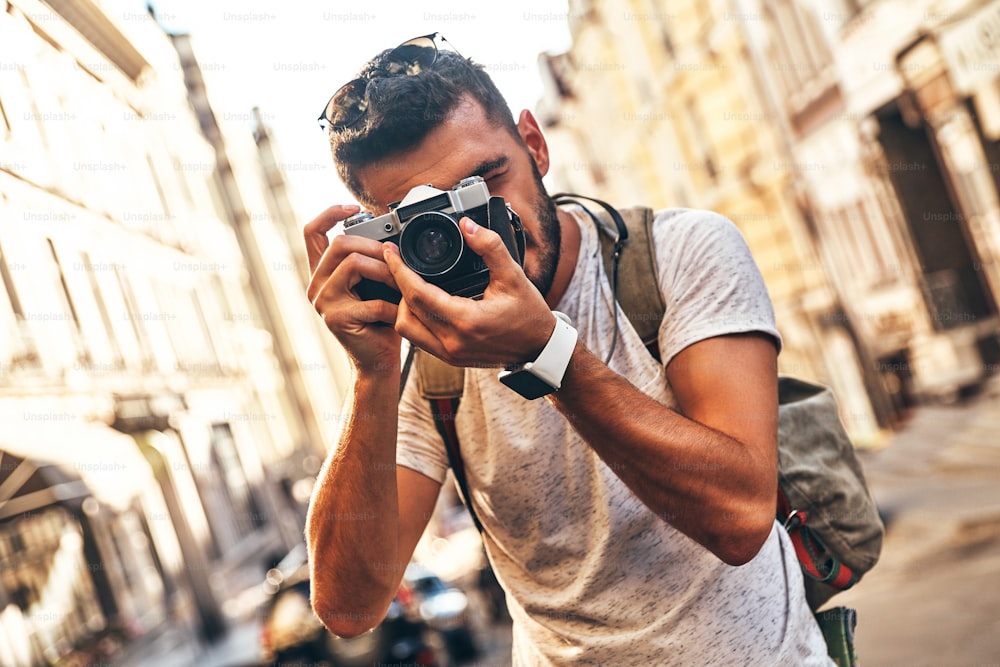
[832,374,1000,666]
[117,609,263,667]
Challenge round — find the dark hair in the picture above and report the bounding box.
[328,50,518,207]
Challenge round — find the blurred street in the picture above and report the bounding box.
[835,374,1000,665]
[117,566,515,667]
[108,376,1000,667]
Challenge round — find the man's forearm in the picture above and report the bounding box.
[549,342,777,566]
[306,371,403,636]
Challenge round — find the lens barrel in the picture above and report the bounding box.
[399,212,464,277]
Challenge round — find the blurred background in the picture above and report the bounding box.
[1,0,999,665]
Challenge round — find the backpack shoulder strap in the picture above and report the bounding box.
[590,205,665,354]
[414,348,465,399]
[551,194,665,352]
[411,349,485,532]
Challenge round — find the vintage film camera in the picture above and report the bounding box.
[342,176,525,302]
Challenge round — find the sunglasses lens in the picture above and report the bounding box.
[323,79,368,130]
[383,36,437,76]
[320,35,452,132]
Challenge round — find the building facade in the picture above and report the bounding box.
[0,1,343,664]
[746,0,1000,408]
[537,0,883,438]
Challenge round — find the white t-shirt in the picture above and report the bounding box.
[397,207,832,665]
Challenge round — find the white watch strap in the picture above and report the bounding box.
[498,311,578,395]
[530,312,577,389]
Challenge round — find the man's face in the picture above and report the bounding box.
[355,98,561,297]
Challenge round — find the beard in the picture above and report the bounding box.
[523,159,562,298]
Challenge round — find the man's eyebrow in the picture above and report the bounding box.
[468,157,508,178]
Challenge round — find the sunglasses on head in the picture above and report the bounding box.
[317,32,461,133]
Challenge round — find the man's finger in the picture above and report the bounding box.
[303,204,361,272]
[458,217,522,284]
[308,235,389,301]
[383,242,459,322]
[383,242,432,302]
[394,298,445,357]
[335,253,398,299]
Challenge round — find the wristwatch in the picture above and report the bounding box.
[498,311,578,399]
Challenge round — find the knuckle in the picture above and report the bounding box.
[405,290,429,312]
[481,228,502,248]
[438,334,465,360]
[341,252,362,272]
[375,300,396,323]
[328,236,349,258]
[322,309,341,330]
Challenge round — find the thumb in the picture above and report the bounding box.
[460,217,522,281]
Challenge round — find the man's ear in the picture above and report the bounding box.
[516,109,550,177]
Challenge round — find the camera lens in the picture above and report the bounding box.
[399,212,463,277]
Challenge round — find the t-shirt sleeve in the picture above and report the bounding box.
[654,209,782,367]
[395,362,450,484]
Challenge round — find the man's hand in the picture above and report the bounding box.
[383,217,555,368]
[304,205,402,375]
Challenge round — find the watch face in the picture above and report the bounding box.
[498,368,556,400]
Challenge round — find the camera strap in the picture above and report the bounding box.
[552,193,629,364]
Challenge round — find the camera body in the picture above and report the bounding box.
[342,176,524,302]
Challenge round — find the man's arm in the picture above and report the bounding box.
[305,374,441,637]
[549,332,779,566]
[303,206,441,637]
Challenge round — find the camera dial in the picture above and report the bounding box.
[343,212,374,229]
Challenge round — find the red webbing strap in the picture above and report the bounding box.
[431,397,484,534]
[778,488,859,590]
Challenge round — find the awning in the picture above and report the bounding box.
[0,409,154,516]
[0,452,90,520]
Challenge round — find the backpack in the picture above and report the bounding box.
[408,197,883,660]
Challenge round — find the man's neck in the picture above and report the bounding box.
[544,208,582,309]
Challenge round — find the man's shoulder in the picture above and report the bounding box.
[644,207,747,264]
[649,207,738,233]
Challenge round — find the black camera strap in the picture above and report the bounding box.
[552,192,629,364]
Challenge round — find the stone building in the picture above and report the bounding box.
[743,0,1000,409]
[536,0,882,438]
[0,1,342,663]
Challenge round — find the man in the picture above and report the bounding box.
[304,33,831,664]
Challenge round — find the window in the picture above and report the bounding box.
[206,423,267,553]
[822,196,906,290]
[685,98,718,182]
[763,0,837,118]
[0,96,11,137]
[656,9,675,57]
[0,242,25,318]
[113,265,155,370]
[0,509,105,663]
[19,69,48,149]
[0,240,39,368]
[79,251,123,368]
[45,238,89,364]
[145,154,170,219]
[189,289,219,369]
